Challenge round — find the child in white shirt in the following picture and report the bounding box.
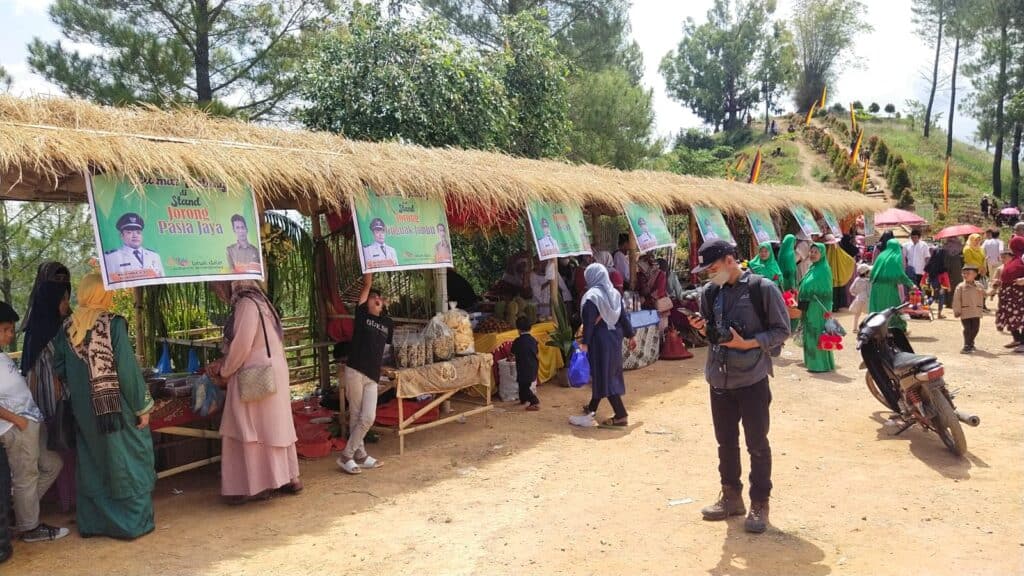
[849,264,872,332]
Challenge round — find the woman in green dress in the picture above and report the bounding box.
[870,238,917,334]
[798,243,835,373]
[749,241,784,289]
[778,234,798,292]
[52,272,155,540]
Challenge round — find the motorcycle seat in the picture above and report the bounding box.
[892,351,937,371]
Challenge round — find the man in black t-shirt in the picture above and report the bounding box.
[338,273,393,475]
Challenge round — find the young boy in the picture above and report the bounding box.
[0,302,68,542]
[952,265,986,354]
[849,264,872,332]
[510,316,540,411]
[337,274,393,475]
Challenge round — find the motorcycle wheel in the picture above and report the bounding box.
[865,373,893,410]
[922,385,967,457]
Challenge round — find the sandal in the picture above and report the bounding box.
[601,417,628,427]
[338,457,363,475]
[357,456,384,470]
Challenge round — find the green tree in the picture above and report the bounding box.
[660,0,773,132]
[912,0,946,138]
[554,0,644,82]
[298,4,511,149]
[884,103,896,115]
[756,20,798,133]
[566,68,657,169]
[791,0,870,112]
[28,0,336,119]
[0,66,11,91]
[868,102,880,113]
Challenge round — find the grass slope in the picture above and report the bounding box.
[731,131,804,186]
[855,117,1013,222]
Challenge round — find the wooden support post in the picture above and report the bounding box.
[133,287,146,366]
[547,258,559,326]
[688,212,701,285]
[434,268,448,314]
[628,231,639,293]
[310,212,331,395]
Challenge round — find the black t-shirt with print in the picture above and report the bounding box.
[346,303,393,383]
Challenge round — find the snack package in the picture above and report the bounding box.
[394,329,427,368]
[442,308,475,355]
[422,314,455,361]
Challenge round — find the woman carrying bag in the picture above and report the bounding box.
[207,281,300,504]
[798,243,835,373]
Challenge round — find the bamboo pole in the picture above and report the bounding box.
[310,212,331,395]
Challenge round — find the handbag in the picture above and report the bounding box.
[236,298,276,403]
[655,296,673,313]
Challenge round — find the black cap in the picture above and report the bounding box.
[369,218,385,231]
[116,212,144,231]
[692,240,736,274]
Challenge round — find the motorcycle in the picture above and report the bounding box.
[857,303,979,457]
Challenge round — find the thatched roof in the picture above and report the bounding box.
[0,96,883,217]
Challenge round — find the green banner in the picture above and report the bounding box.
[624,203,675,254]
[790,205,822,238]
[692,205,736,245]
[351,190,453,273]
[87,173,263,289]
[746,210,779,244]
[821,209,842,236]
[526,201,591,260]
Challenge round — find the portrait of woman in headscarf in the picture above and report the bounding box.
[52,272,155,540]
[798,243,835,373]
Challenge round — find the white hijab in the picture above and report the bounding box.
[594,250,615,270]
[582,263,622,330]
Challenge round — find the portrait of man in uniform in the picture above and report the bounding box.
[226,214,262,273]
[434,223,452,264]
[578,219,592,252]
[103,212,164,281]
[536,218,560,258]
[362,218,398,268]
[635,217,657,252]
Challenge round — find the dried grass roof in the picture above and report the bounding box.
[0,96,883,217]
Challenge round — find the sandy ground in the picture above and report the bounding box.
[8,310,1024,576]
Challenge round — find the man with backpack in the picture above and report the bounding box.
[687,240,791,534]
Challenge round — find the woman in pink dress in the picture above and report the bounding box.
[207,281,300,504]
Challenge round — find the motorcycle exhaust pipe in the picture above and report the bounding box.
[955,410,981,427]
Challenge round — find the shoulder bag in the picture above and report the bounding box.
[236,298,277,403]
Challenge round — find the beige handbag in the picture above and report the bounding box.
[237,298,276,402]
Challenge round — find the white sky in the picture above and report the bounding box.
[1,0,979,143]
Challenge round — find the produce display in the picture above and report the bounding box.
[475,316,513,334]
[494,297,537,326]
[431,335,455,361]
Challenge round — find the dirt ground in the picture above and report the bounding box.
[8,309,1024,576]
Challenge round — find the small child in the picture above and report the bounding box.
[952,265,986,354]
[510,316,540,411]
[849,263,872,332]
[0,302,68,543]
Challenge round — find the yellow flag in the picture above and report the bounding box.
[748,148,763,184]
[804,99,818,126]
[849,103,858,133]
[942,157,951,212]
[849,130,863,165]
[821,85,827,108]
[860,157,870,193]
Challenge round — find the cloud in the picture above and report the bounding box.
[12,0,52,16]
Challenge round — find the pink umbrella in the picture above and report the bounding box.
[933,224,983,240]
[1000,207,1020,216]
[873,208,927,227]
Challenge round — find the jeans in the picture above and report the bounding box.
[340,368,378,461]
[710,378,773,501]
[961,318,981,348]
[0,421,63,531]
[588,394,627,419]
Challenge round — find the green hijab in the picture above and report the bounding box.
[749,241,783,284]
[799,242,833,300]
[871,238,909,283]
[778,234,798,291]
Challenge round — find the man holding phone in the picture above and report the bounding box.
[687,240,790,534]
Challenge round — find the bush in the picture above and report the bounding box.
[889,162,912,196]
[852,101,864,110]
[868,102,880,113]
[867,135,879,154]
[830,103,845,113]
[675,128,715,151]
[884,103,896,115]
[873,139,889,166]
[720,128,754,148]
[896,188,915,209]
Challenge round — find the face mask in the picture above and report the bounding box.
[708,269,732,287]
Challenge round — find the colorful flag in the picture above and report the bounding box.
[849,103,858,133]
[820,85,827,108]
[804,99,818,126]
[748,148,763,184]
[942,157,951,212]
[860,157,870,193]
[729,153,747,180]
[849,130,863,165]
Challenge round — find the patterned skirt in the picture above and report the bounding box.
[995,285,1024,332]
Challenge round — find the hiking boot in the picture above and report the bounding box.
[701,485,746,521]
[745,499,770,534]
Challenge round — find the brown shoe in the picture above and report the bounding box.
[701,485,746,521]
[745,499,770,533]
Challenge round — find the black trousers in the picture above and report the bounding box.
[961,318,981,348]
[518,379,539,406]
[710,378,773,501]
[588,393,627,419]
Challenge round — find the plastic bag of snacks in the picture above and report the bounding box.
[442,308,475,355]
[422,314,456,361]
[394,330,427,368]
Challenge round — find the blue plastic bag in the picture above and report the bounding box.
[567,343,590,388]
[190,374,224,417]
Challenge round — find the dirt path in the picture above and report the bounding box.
[793,137,820,187]
[8,312,1024,576]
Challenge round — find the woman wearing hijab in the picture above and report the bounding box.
[963,233,987,281]
[996,237,1024,352]
[798,243,836,372]
[749,241,783,289]
[594,250,625,294]
[874,230,895,262]
[569,265,636,427]
[51,273,155,540]
[206,280,300,503]
[839,228,859,259]
[870,239,917,334]
[778,235,798,292]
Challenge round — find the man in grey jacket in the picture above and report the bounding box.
[688,240,791,534]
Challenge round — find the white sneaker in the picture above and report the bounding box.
[569,412,596,427]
